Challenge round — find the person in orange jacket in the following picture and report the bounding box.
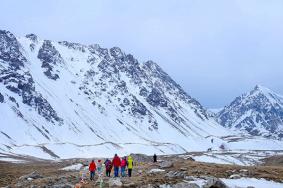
[89,159,96,181]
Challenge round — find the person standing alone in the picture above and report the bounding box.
[153,154,157,163]
[89,160,96,181]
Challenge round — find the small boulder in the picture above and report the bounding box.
[165,171,186,178]
[184,176,195,181]
[229,174,242,179]
[123,182,136,187]
[159,161,173,168]
[240,169,249,176]
[19,171,43,181]
[184,156,195,161]
[148,169,165,174]
[109,178,123,187]
[172,182,200,188]
[203,177,228,188]
[53,184,73,188]
[240,169,248,173]
[139,185,158,188]
[198,175,210,180]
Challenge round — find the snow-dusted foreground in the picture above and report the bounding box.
[222,178,283,188]
[1,149,283,188]
[189,178,283,188]
[0,157,26,163]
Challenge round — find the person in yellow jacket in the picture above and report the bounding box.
[127,155,134,177]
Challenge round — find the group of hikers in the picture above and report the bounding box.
[76,154,157,187]
[88,153,158,180]
[88,154,134,180]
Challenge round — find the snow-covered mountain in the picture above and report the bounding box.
[0,29,234,159]
[217,85,283,139]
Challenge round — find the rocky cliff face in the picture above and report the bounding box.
[0,29,229,158]
[217,85,283,139]
[0,30,62,125]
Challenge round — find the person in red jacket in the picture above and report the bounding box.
[89,160,96,181]
[112,154,121,177]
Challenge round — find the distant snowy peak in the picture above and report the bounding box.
[217,85,283,139]
[251,85,283,106]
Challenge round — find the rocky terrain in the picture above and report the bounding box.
[1,153,283,188]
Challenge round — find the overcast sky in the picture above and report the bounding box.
[1,0,283,108]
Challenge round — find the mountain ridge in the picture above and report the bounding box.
[0,29,231,159]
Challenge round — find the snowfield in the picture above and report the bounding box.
[186,150,283,166]
[221,178,283,188]
[61,163,83,171]
[0,157,26,163]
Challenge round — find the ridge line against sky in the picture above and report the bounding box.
[1,0,283,108]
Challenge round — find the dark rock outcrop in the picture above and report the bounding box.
[38,40,63,80]
[0,30,26,70]
[0,92,4,103]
